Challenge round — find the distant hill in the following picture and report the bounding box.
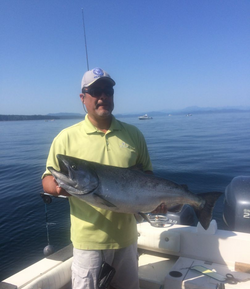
[126,106,250,117]
[116,106,250,118]
[169,106,250,114]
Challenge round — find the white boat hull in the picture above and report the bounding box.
[2,221,250,289]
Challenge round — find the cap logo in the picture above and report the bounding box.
[93,68,104,77]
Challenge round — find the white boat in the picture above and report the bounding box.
[139,114,153,120]
[2,176,250,289]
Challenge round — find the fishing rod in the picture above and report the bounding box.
[81,7,90,114]
[81,8,89,71]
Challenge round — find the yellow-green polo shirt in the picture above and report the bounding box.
[42,115,152,250]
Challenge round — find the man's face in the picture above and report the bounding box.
[80,80,114,119]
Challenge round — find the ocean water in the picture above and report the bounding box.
[0,112,250,281]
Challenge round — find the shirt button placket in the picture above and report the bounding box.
[104,135,110,151]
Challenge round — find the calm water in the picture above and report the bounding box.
[0,112,250,280]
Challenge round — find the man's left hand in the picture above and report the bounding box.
[151,203,167,214]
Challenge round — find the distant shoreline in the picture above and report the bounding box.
[1,108,249,121]
[0,115,84,121]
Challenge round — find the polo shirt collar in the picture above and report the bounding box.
[84,114,122,134]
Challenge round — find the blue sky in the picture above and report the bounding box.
[1,0,250,115]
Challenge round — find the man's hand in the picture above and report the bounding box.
[42,175,71,197]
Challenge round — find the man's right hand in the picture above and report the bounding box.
[42,175,71,197]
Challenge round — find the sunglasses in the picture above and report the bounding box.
[83,86,114,97]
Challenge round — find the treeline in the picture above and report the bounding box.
[0,114,85,121]
[0,115,60,121]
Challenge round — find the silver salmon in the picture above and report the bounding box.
[48,154,222,230]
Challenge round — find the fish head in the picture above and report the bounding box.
[48,154,99,196]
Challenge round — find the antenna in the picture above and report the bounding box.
[81,8,89,71]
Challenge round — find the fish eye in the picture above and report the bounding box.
[71,164,77,170]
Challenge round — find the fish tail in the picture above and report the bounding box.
[195,192,223,230]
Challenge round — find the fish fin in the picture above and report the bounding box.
[134,213,144,223]
[138,212,152,224]
[93,193,117,208]
[168,204,183,213]
[196,192,223,230]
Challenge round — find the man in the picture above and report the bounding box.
[42,67,153,289]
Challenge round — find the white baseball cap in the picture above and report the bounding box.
[81,67,116,89]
